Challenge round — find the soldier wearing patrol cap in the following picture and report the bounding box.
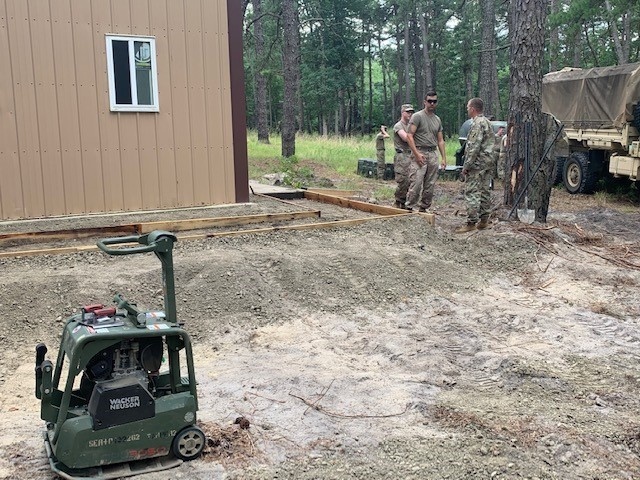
[392,104,415,209]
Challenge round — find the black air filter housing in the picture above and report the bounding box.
[88,376,155,430]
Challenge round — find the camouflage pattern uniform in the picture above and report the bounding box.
[376,132,387,179]
[462,114,494,223]
[392,119,412,206]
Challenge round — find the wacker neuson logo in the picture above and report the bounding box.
[109,396,141,410]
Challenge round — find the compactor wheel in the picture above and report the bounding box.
[172,425,205,461]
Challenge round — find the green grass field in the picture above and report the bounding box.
[247,130,460,182]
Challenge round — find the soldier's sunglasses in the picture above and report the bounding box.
[426,99,438,104]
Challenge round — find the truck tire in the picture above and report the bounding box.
[563,151,599,194]
[552,156,566,185]
[634,102,640,130]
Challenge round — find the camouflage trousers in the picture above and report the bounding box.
[393,152,411,204]
[464,168,491,223]
[406,150,439,210]
[377,149,386,179]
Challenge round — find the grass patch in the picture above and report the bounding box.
[248,130,460,188]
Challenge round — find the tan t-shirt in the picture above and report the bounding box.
[393,120,410,151]
[409,110,442,148]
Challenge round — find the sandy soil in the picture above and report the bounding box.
[1,180,640,480]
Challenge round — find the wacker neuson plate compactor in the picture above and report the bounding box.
[34,231,204,479]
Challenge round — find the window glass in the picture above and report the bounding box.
[112,40,132,105]
[106,35,158,112]
[135,41,153,105]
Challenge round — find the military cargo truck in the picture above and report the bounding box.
[542,63,640,193]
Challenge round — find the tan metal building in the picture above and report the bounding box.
[0,0,248,221]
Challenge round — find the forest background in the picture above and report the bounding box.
[241,0,639,151]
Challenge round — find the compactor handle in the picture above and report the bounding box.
[35,343,47,399]
[97,234,157,255]
[97,231,179,325]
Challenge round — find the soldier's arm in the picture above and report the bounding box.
[406,123,424,166]
[437,131,446,168]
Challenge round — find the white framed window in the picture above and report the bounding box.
[106,34,159,112]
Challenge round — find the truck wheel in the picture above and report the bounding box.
[172,426,205,461]
[552,156,566,185]
[563,152,598,194]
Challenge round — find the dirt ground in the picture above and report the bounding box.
[1,179,640,480]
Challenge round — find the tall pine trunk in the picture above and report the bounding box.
[281,0,299,157]
[505,0,548,222]
[479,0,499,119]
[418,12,433,91]
[253,0,269,143]
[403,17,411,103]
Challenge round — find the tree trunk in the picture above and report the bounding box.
[605,0,630,64]
[338,89,346,135]
[418,12,433,91]
[403,17,411,103]
[478,0,499,119]
[460,0,474,101]
[505,0,549,222]
[368,29,373,132]
[281,0,299,157]
[571,28,581,67]
[378,36,390,122]
[549,0,559,72]
[253,0,270,143]
[394,24,404,105]
[294,6,303,134]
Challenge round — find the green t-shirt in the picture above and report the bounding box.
[409,110,442,148]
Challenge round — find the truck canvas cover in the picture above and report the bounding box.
[542,62,640,129]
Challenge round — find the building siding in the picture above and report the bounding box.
[0,0,246,220]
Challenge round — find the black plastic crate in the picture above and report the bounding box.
[357,158,394,180]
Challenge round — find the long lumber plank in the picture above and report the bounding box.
[303,190,435,223]
[0,210,321,243]
[304,188,358,197]
[136,211,321,233]
[0,213,419,257]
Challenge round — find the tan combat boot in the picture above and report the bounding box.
[476,218,490,230]
[454,222,476,233]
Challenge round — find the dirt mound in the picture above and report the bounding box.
[1,187,640,479]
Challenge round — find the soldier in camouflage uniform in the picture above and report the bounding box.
[392,104,414,208]
[455,98,495,233]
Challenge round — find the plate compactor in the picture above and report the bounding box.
[34,231,204,479]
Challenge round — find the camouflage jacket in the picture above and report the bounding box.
[463,114,494,171]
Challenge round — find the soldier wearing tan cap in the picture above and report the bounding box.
[392,104,415,209]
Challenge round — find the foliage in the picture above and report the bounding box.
[244,0,639,140]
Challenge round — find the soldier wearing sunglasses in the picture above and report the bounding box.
[405,90,447,212]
